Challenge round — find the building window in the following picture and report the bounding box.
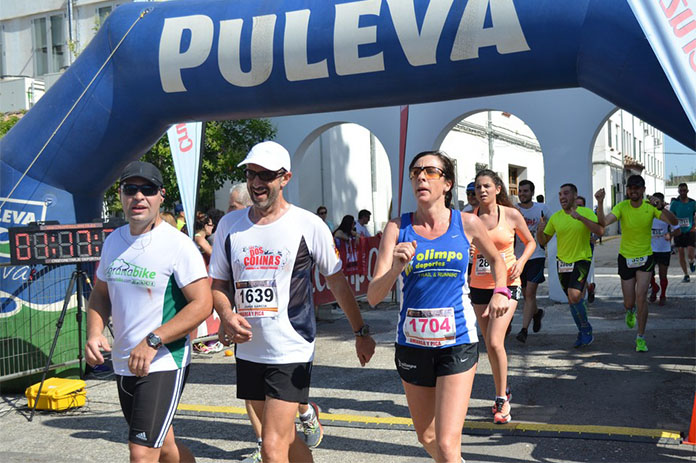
[607,122,612,148]
[97,6,113,27]
[32,14,67,76]
[0,30,4,77]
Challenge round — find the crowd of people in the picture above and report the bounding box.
[84,144,694,463]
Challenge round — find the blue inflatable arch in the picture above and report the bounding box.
[1,0,694,224]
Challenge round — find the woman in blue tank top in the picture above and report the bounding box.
[368,151,511,462]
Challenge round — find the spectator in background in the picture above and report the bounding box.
[206,208,225,246]
[536,194,545,204]
[334,215,358,242]
[229,183,252,212]
[161,212,177,228]
[462,182,478,213]
[193,213,214,263]
[175,203,186,231]
[316,206,335,232]
[355,209,372,237]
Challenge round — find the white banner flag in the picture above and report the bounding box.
[627,0,696,134]
[167,122,203,239]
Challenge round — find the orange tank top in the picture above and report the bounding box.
[469,206,520,289]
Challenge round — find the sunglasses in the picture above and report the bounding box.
[121,183,160,196]
[244,168,286,182]
[409,166,445,180]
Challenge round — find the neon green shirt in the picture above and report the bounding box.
[543,206,597,263]
[611,200,662,258]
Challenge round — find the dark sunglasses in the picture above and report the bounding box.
[121,183,160,196]
[244,168,286,182]
[409,166,445,180]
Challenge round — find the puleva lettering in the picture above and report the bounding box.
[159,0,530,93]
[0,210,37,225]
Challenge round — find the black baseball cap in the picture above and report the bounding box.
[119,161,164,187]
[626,174,645,188]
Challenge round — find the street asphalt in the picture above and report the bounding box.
[1,236,694,462]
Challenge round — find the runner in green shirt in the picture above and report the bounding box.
[538,183,604,348]
[595,175,677,352]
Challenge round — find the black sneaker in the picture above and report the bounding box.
[532,309,544,333]
[516,328,528,343]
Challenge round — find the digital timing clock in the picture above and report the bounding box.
[8,222,118,265]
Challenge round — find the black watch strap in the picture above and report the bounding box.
[354,324,370,337]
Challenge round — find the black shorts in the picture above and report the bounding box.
[674,231,695,248]
[557,260,591,294]
[116,366,189,448]
[652,251,671,267]
[394,342,478,387]
[618,254,655,280]
[469,286,521,305]
[236,357,311,403]
[521,258,546,287]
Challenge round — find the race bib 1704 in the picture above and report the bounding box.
[404,307,456,347]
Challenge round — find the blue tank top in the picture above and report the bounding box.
[396,211,478,348]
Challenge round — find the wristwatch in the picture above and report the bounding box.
[146,332,163,349]
[354,324,371,337]
[493,287,512,300]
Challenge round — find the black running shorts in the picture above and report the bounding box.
[394,342,478,387]
[557,260,591,294]
[469,286,521,305]
[618,254,655,280]
[116,366,189,449]
[674,231,695,248]
[236,357,312,403]
[521,258,546,287]
[652,251,671,267]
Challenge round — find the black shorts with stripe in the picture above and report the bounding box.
[117,366,189,448]
[557,260,591,294]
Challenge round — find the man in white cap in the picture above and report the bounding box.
[209,141,376,462]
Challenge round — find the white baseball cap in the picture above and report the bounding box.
[237,141,291,172]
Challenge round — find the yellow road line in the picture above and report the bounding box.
[177,403,681,441]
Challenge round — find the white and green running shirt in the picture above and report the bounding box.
[97,222,208,376]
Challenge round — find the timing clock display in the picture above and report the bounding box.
[8,222,117,265]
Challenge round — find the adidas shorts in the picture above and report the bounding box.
[116,366,189,448]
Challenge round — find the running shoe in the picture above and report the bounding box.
[579,329,593,347]
[683,275,691,283]
[573,332,583,348]
[192,342,210,353]
[300,402,323,449]
[493,398,511,424]
[649,288,657,303]
[635,337,648,352]
[491,388,512,413]
[206,341,225,353]
[587,283,595,303]
[516,328,528,343]
[532,309,544,333]
[241,443,262,463]
[690,261,696,273]
[625,308,636,329]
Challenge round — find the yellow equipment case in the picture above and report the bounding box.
[25,377,86,411]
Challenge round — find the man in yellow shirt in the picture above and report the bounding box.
[595,175,677,352]
[538,183,604,348]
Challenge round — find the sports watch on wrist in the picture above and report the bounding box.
[493,287,512,300]
[146,332,163,349]
[354,324,371,337]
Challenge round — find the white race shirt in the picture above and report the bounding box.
[97,222,208,376]
[651,218,679,253]
[515,202,551,260]
[209,205,341,364]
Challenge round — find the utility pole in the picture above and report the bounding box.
[487,111,494,169]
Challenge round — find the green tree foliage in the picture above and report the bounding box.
[0,112,24,137]
[104,119,276,215]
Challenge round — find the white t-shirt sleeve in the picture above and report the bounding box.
[209,215,232,281]
[172,237,209,288]
[309,214,342,276]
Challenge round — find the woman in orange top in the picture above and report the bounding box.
[469,169,535,424]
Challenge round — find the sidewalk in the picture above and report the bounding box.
[0,236,694,462]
